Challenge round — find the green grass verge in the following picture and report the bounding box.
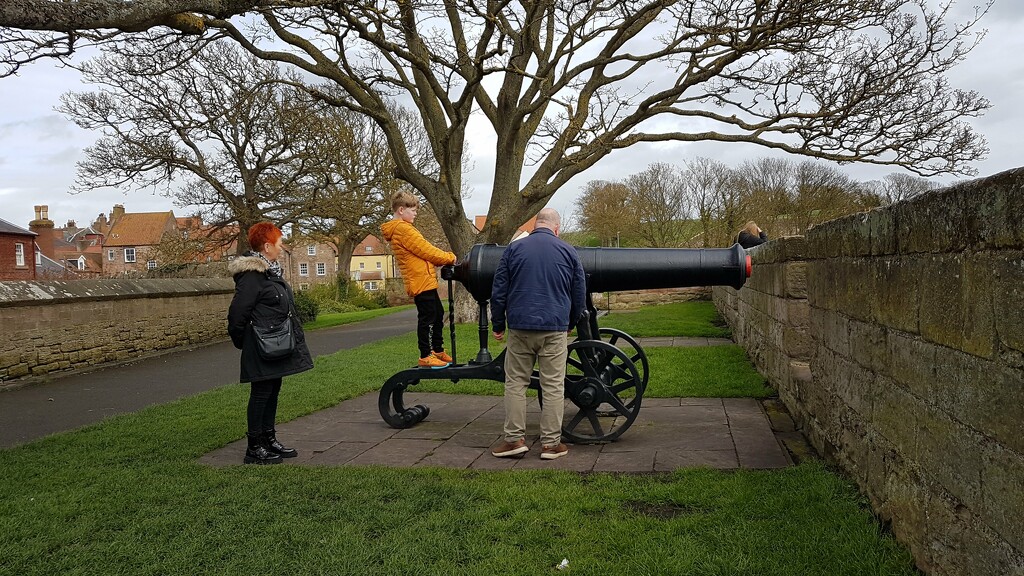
[645,346,773,398]
[302,305,412,331]
[0,306,914,575]
[598,300,731,338]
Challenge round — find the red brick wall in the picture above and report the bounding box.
[0,234,36,280]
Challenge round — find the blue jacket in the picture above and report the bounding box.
[490,227,587,333]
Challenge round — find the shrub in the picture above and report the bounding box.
[292,290,319,323]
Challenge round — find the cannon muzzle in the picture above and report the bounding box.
[446,244,751,302]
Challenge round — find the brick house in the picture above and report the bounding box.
[176,217,239,263]
[0,217,37,280]
[102,207,179,277]
[29,205,103,278]
[280,238,339,291]
[349,234,394,292]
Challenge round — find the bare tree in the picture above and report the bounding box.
[624,163,689,247]
[878,172,944,204]
[6,0,992,256]
[790,161,864,234]
[731,157,794,238]
[573,180,634,247]
[683,157,732,247]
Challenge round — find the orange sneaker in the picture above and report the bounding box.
[418,355,449,369]
[432,350,453,363]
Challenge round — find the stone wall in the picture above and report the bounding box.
[714,168,1024,576]
[0,278,234,386]
[600,286,711,310]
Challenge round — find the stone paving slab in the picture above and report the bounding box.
[199,393,793,472]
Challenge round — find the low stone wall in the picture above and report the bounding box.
[0,278,234,386]
[714,168,1024,575]
[600,286,710,310]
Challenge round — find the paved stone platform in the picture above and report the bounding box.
[200,391,792,472]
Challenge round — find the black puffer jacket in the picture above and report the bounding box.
[227,254,314,383]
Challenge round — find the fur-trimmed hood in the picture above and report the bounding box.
[228,254,269,276]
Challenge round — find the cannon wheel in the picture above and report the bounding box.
[597,328,649,393]
[379,372,430,429]
[561,339,643,444]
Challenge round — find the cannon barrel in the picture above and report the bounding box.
[446,244,751,302]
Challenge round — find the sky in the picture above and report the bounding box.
[1,1,1021,234]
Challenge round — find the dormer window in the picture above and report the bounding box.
[307,246,316,256]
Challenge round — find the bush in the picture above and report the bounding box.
[292,290,319,323]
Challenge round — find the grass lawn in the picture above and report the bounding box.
[0,304,915,575]
[598,300,731,338]
[302,305,412,331]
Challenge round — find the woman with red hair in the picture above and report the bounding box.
[227,222,313,464]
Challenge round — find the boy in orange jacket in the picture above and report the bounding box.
[381,191,458,368]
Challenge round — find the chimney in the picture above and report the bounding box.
[29,205,55,259]
[93,213,109,235]
[110,204,126,225]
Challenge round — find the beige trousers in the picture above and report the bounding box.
[502,329,568,447]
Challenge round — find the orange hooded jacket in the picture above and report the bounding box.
[381,219,457,297]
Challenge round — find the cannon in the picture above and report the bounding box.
[379,243,751,443]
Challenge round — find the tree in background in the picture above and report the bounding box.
[684,157,733,247]
[2,1,991,257]
[59,39,398,254]
[573,180,634,247]
[624,163,690,248]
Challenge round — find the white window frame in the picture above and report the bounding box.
[299,262,308,276]
[299,283,309,291]
[364,245,372,252]
[307,245,316,256]
[14,243,25,266]
[77,256,86,270]
[359,261,365,269]
[35,250,41,265]
[124,247,136,263]
[147,260,157,270]
[316,262,326,276]
[365,281,379,291]
[107,249,115,261]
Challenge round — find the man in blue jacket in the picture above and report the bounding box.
[490,208,587,460]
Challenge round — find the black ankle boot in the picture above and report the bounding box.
[243,432,283,465]
[263,429,298,458]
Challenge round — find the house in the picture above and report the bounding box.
[29,205,104,278]
[280,237,339,291]
[175,217,239,263]
[349,234,394,292]
[0,217,38,280]
[102,205,179,276]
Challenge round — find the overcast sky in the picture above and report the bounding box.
[1,1,1021,233]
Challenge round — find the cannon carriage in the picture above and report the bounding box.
[379,243,751,443]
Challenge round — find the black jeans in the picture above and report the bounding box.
[413,289,445,358]
[247,378,282,434]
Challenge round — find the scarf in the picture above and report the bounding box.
[252,250,283,278]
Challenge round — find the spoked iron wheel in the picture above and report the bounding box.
[561,340,643,443]
[378,372,430,429]
[597,328,649,394]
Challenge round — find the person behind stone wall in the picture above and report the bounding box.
[737,221,769,248]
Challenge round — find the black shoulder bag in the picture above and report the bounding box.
[251,281,296,360]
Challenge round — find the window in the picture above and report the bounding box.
[376,261,382,269]
[316,262,326,276]
[365,281,379,291]
[147,260,157,270]
[365,245,373,252]
[14,243,24,266]
[78,256,86,270]
[124,248,136,263]
[35,250,41,265]
[107,249,115,261]
[299,263,308,276]
[307,246,316,256]
[359,262,365,269]
[299,283,309,291]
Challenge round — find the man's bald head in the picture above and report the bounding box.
[535,208,561,234]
